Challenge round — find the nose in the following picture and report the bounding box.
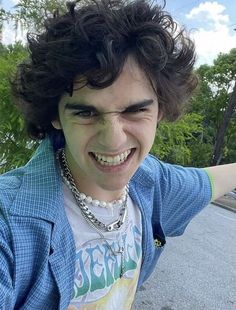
[96,113,127,151]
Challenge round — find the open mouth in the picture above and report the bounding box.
[89,148,135,167]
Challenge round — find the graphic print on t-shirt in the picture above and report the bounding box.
[63,184,143,309]
[69,221,142,309]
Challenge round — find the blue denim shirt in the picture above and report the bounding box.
[0,138,212,309]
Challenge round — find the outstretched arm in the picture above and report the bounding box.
[204,163,236,201]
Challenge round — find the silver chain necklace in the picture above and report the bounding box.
[57,148,129,232]
[79,209,127,277]
[56,148,129,277]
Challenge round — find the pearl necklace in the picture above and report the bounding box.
[57,148,128,276]
[57,151,127,208]
[77,188,127,209]
[57,148,129,232]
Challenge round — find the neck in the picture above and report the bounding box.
[75,185,125,202]
[62,148,127,202]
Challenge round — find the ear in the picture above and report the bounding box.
[51,119,62,130]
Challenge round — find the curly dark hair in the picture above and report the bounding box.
[12,0,197,139]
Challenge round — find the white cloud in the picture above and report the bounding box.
[186,1,229,27]
[2,21,27,45]
[186,1,236,66]
[9,0,20,5]
[190,25,236,66]
[1,0,27,45]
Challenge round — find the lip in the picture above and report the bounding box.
[89,148,136,173]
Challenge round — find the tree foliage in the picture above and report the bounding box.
[188,48,236,165]
[0,1,235,171]
[151,113,204,166]
[0,0,67,32]
[0,43,38,174]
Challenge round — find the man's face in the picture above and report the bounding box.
[52,58,162,200]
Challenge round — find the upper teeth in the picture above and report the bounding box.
[93,149,131,164]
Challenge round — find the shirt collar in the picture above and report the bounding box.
[9,137,155,221]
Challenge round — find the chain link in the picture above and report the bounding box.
[57,148,129,232]
[56,148,128,277]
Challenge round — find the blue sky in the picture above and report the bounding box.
[164,0,236,65]
[2,0,236,66]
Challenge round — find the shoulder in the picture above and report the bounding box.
[135,154,180,184]
[130,154,174,197]
[1,138,63,221]
[0,168,25,214]
[134,154,211,196]
[141,154,210,180]
[136,154,165,177]
[0,168,24,190]
[0,138,56,205]
[139,154,182,175]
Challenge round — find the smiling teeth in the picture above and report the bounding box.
[93,149,131,166]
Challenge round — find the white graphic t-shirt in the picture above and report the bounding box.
[63,184,142,310]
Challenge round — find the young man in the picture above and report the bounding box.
[0,0,235,309]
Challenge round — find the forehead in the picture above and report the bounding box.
[60,58,156,110]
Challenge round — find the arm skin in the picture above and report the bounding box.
[204,163,236,201]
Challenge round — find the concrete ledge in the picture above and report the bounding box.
[212,201,236,213]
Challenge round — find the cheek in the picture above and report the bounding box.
[65,125,94,153]
[131,122,156,147]
[142,122,157,145]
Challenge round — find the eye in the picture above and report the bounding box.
[73,110,98,118]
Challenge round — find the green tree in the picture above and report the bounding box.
[1,2,235,171]
[151,113,204,166]
[188,48,236,166]
[0,0,67,32]
[0,0,3,44]
[210,50,236,165]
[0,43,38,174]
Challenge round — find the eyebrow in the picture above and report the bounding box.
[64,99,154,113]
